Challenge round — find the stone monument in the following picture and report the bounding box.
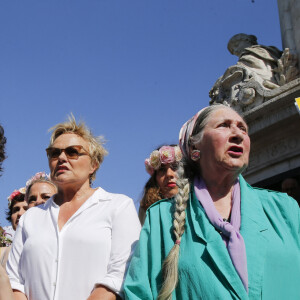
[208,1,300,192]
[209,34,299,113]
[277,0,300,68]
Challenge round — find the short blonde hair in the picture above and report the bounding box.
[49,114,108,183]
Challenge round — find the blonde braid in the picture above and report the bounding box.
[157,176,190,300]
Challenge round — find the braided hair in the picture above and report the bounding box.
[158,104,232,299]
[157,166,190,300]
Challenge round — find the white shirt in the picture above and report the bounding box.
[7,187,141,300]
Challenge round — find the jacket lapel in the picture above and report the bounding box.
[190,188,248,299]
[239,175,269,299]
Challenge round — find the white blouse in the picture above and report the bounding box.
[7,187,141,300]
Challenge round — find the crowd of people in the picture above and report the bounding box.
[0,104,299,300]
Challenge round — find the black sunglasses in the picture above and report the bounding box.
[46,145,89,160]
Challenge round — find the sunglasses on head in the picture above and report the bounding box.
[46,145,89,160]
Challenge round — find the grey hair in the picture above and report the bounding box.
[158,104,240,299]
[190,104,232,155]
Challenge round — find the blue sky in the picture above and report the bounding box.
[0,0,282,226]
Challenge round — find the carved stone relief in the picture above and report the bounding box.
[209,34,299,113]
[247,135,300,172]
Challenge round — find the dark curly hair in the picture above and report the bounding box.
[0,125,7,175]
[6,193,26,223]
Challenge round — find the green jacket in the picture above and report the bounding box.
[124,176,300,299]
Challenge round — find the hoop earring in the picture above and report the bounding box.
[191,150,201,161]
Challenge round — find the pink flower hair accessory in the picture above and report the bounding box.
[7,187,26,208]
[144,146,182,175]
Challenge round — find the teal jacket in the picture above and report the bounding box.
[124,176,300,299]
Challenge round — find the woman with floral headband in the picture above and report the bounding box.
[0,177,56,296]
[124,104,300,299]
[25,172,57,208]
[6,115,140,300]
[139,145,182,225]
[0,188,27,269]
[6,188,27,231]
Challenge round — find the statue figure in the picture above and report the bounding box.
[210,33,299,112]
[227,34,282,88]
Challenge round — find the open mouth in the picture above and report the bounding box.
[228,146,243,156]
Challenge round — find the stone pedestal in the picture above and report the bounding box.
[242,78,300,189]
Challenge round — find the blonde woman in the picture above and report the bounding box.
[6,116,141,300]
[124,105,300,299]
[25,172,57,208]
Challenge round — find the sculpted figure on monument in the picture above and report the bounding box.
[210,33,299,112]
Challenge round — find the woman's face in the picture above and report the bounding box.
[155,163,178,199]
[27,182,57,208]
[198,108,250,176]
[11,201,28,230]
[49,133,96,187]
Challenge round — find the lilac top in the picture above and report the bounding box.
[194,176,248,292]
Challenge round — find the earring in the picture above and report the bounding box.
[191,150,201,161]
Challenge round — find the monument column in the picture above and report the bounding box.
[277,0,300,66]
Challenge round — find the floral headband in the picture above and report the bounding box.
[145,146,182,175]
[25,171,51,190]
[7,187,26,208]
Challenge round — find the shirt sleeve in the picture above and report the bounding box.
[123,212,154,300]
[6,216,26,294]
[94,196,141,296]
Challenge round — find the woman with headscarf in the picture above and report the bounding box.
[139,145,182,225]
[124,104,300,299]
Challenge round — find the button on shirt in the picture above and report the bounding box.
[7,187,141,300]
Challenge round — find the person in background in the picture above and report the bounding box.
[281,177,300,205]
[0,175,56,289]
[139,145,182,225]
[0,188,27,268]
[0,225,12,268]
[6,188,27,232]
[124,104,300,300]
[0,124,14,300]
[0,124,6,174]
[1,172,56,268]
[7,115,140,300]
[25,172,57,208]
